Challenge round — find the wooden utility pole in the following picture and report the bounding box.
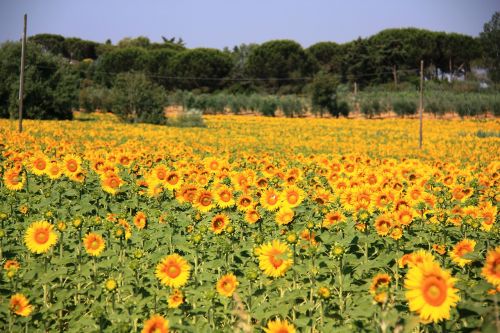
[419,60,424,149]
[18,14,27,133]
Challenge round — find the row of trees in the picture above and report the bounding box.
[0,12,498,122]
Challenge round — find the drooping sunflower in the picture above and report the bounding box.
[10,293,33,317]
[167,289,184,309]
[263,318,296,333]
[374,214,393,236]
[449,239,476,267]
[260,188,281,211]
[482,246,500,287]
[245,208,260,224]
[83,233,106,256]
[24,221,58,254]
[256,240,293,278]
[193,189,215,212]
[141,314,169,333]
[275,207,294,226]
[210,214,229,234]
[216,273,239,297]
[3,168,25,191]
[322,211,345,228]
[133,211,147,230]
[370,273,391,303]
[101,172,124,195]
[155,254,191,288]
[405,261,460,323]
[46,161,63,180]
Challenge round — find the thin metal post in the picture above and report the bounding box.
[419,60,424,149]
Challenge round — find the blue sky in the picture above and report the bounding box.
[0,0,498,49]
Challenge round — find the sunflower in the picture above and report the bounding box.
[133,211,147,230]
[10,294,33,317]
[83,233,106,256]
[175,183,198,204]
[151,164,168,183]
[4,259,20,271]
[322,211,345,228]
[46,161,63,180]
[156,254,191,288]
[370,273,391,303]
[193,189,215,212]
[479,202,497,232]
[256,240,293,278]
[63,154,82,177]
[165,171,182,191]
[280,186,304,209]
[245,208,260,224]
[141,314,169,333]
[394,208,414,226]
[101,172,124,195]
[210,214,229,234]
[215,185,235,209]
[30,155,49,176]
[263,318,296,333]
[260,188,281,211]
[236,194,254,212]
[275,207,294,226]
[3,168,25,191]
[374,214,392,236]
[167,289,184,308]
[482,246,500,287]
[24,221,58,254]
[216,273,239,297]
[405,261,460,323]
[449,239,476,267]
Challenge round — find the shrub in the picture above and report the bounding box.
[110,72,166,124]
[360,99,381,118]
[392,99,417,117]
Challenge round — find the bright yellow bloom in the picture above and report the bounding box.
[24,221,58,254]
[10,294,33,317]
[155,254,191,288]
[216,273,238,297]
[405,261,460,323]
[83,233,106,256]
[141,314,169,333]
[263,318,296,333]
[256,240,293,278]
[482,246,500,287]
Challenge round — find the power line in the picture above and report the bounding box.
[31,63,420,82]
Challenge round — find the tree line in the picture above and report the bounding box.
[0,12,498,122]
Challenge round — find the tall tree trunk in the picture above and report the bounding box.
[449,57,453,82]
[392,65,398,88]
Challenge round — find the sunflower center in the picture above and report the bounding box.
[35,230,49,244]
[109,177,119,188]
[222,281,232,291]
[157,170,166,180]
[166,264,181,278]
[35,159,46,170]
[9,174,20,185]
[90,239,100,250]
[269,252,284,269]
[267,193,278,205]
[167,174,178,184]
[494,259,500,275]
[213,218,223,229]
[288,193,298,204]
[221,192,230,201]
[201,195,212,206]
[240,198,251,206]
[456,245,472,257]
[67,160,78,172]
[422,276,447,307]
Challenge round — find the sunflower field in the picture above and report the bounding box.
[0,114,499,333]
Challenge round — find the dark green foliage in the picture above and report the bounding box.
[259,96,278,117]
[109,72,166,124]
[360,99,382,118]
[95,47,149,85]
[246,40,316,93]
[169,48,232,91]
[0,41,75,120]
[391,98,417,116]
[307,42,342,74]
[79,83,112,112]
[480,12,500,82]
[310,73,342,117]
